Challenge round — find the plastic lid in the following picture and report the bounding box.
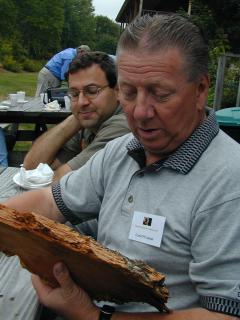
[216,107,240,126]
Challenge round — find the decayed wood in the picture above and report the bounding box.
[0,204,169,312]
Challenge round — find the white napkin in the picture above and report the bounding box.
[0,105,9,110]
[19,163,53,186]
[43,100,60,111]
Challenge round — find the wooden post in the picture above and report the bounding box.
[236,79,240,107]
[188,0,192,16]
[139,0,143,17]
[213,55,226,110]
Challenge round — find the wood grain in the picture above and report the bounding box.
[0,204,169,312]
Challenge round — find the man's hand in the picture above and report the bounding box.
[32,262,100,320]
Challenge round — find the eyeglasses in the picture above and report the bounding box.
[67,85,109,101]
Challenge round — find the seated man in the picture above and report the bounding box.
[24,52,129,180]
[4,14,240,319]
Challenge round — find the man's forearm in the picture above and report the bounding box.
[53,163,72,182]
[23,115,82,169]
[2,188,65,223]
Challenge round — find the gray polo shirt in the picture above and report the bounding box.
[52,110,240,316]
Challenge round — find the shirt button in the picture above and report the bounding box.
[128,195,133,203]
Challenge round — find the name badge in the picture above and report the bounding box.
[129,211,166,248]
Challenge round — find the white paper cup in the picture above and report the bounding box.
[17,91,26,102]
[64,96,71,110]
[9,93,18,107]
[40,93,45,103]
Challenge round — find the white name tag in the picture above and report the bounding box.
[129,211,166,248]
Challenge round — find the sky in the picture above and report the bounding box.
[92,0,124,21]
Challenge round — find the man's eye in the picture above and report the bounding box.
[72,91,79,97]
[68,91,79,98]
[150,91,170,102]
[120,89,137,101]
[85,86,98,95]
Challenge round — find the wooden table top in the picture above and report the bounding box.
[0,167,40,320]
[0,97,71,124]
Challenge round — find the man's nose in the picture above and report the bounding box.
[77,91,89,105]
[133,93,155,120]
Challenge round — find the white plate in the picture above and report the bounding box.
[1,100,11,106]
[0,105,9,110]
[13,172,52,189]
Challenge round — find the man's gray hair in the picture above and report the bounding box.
[117,13,209,81]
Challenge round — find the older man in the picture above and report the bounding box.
[4,14,240,319]
[25,52,129,180]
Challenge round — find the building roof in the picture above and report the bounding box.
[116,0,188,23]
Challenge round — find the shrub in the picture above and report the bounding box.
[22,59,43,72]
[12,43,28,63]
[0,41,13,61]
[222,60,240,108]
[2,56,22,72]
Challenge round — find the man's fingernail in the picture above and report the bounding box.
[54,262,65,274]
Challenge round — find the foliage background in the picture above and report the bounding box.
[0,0,120,72]
[0,0,239,108]
[178,0,240,108]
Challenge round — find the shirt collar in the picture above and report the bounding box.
[126,109,219,174]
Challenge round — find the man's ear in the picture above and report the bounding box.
[196,74,210,111]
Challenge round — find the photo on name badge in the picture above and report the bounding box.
[143,217,152,226]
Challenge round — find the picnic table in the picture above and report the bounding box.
[0,97,71,149]
[0,167,40,320]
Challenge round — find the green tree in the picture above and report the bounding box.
[93,15,120,54]
[201,0,240,53]
[0,0,17,40]
[0,0,23,70]
[177,0,232,107]
[14,0,65,59]
[61,0,95,50]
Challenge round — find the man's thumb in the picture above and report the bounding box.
[53,262,80,300]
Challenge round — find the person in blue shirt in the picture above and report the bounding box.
[35,45,90,97]
[0,128,8,167]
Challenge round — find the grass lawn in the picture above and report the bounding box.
[0,69,38,151]
[0,69,38,100]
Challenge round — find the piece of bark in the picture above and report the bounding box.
[0,204,169,312]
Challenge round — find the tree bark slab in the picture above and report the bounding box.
[0,204,169,312]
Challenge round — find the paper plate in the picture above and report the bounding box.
[0,105,10,111]
[1,100,11,106]
[13,172,52,190]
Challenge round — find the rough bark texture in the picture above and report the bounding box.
[0,204,169,312]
